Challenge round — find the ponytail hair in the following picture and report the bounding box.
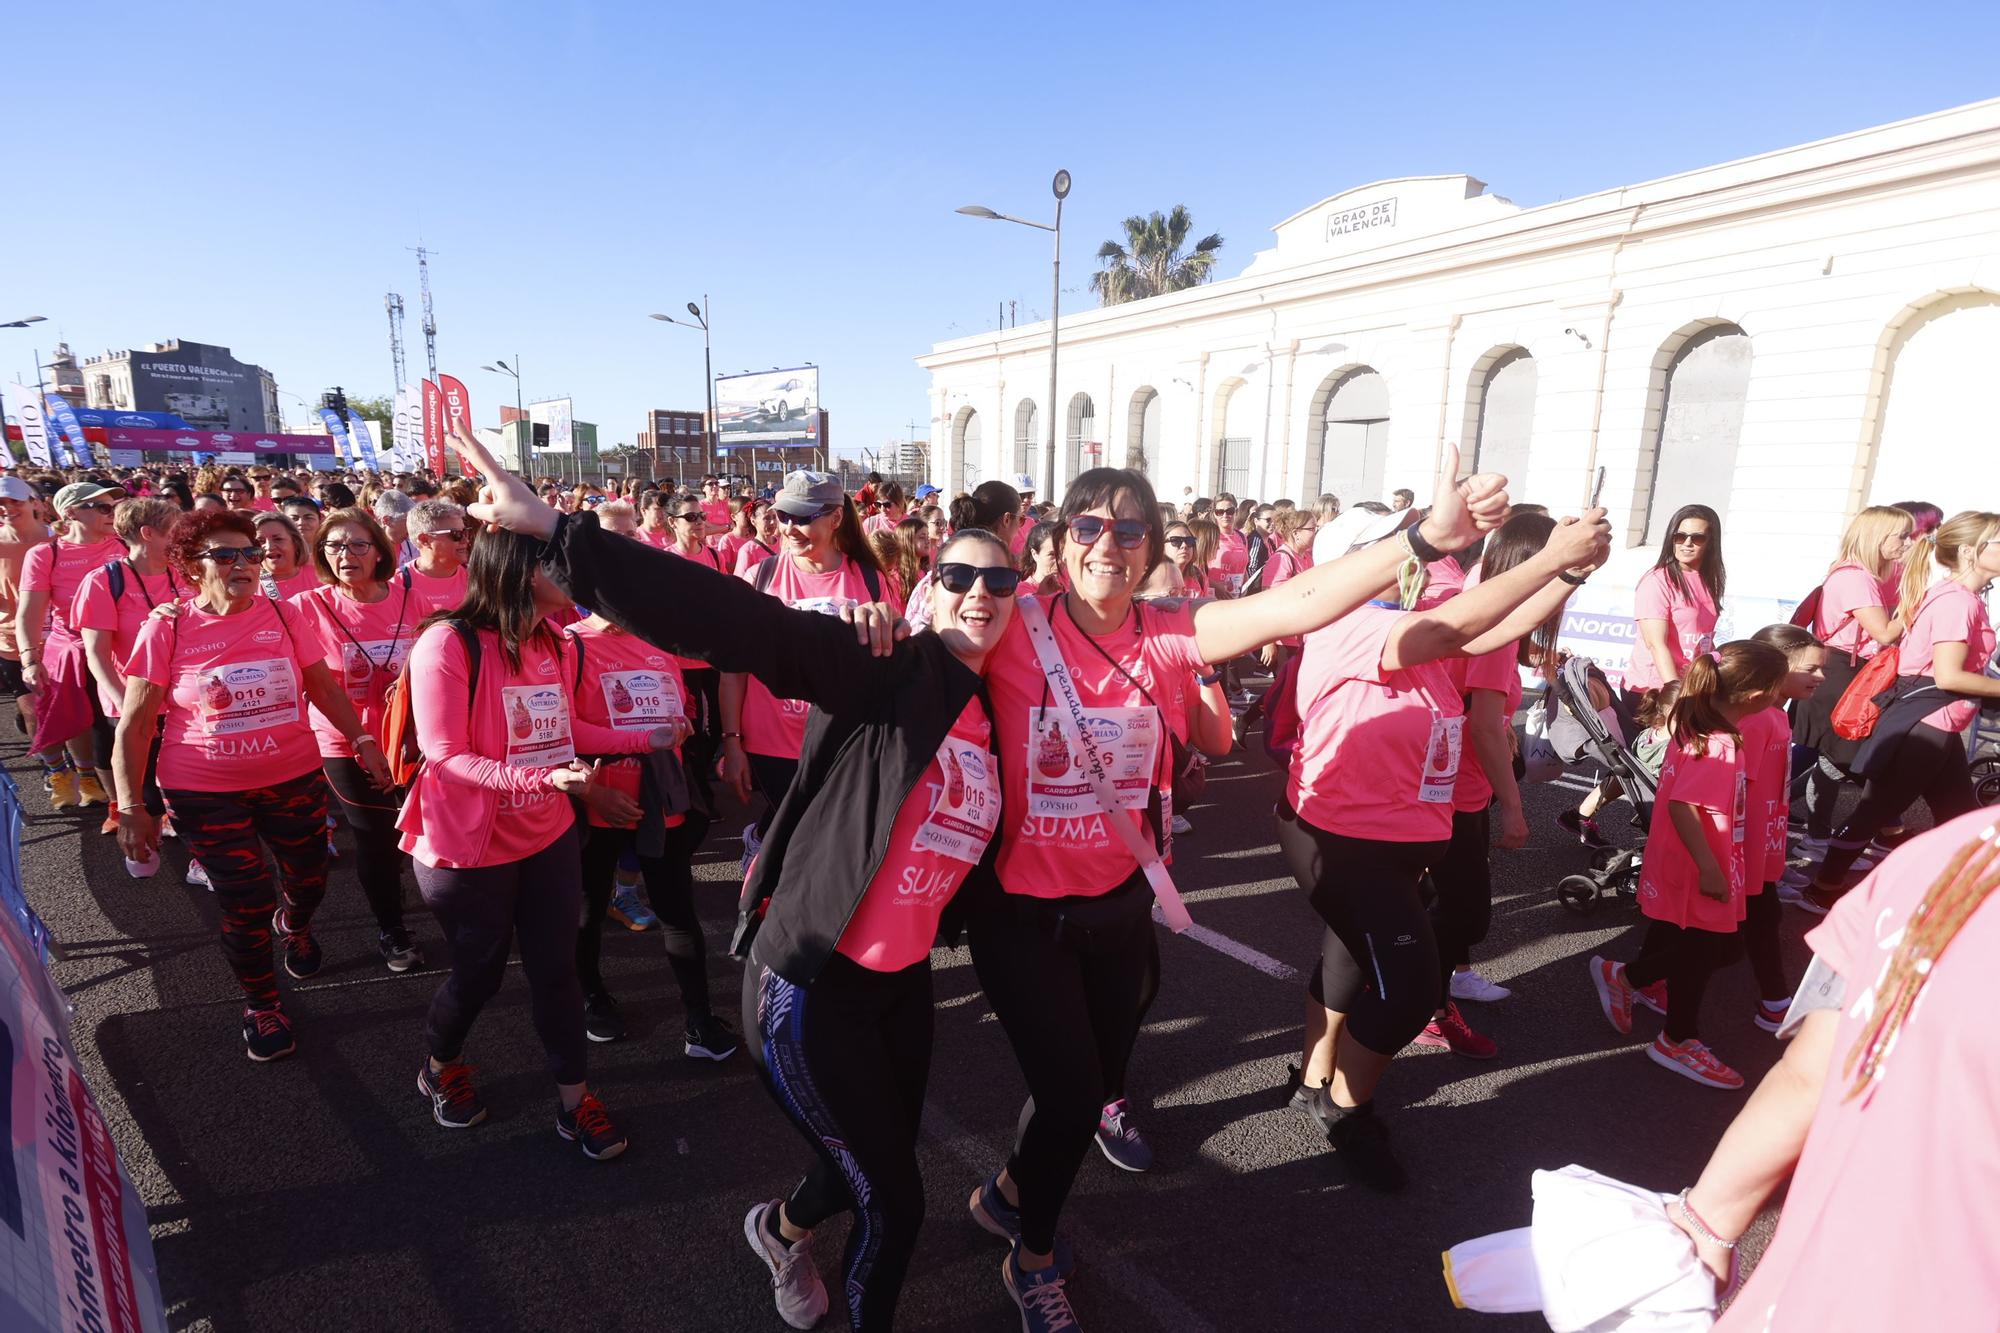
[828,496,884,575]
[1670,639,1788,749]
[1897,511,2000,629]
[1751,622,1822,659]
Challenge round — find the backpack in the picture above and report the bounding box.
[1788,583,1822,630]
[1260,652,1304,771]
[1829,646,1900,741]
[380,620,480,787]
[753,552,883,602]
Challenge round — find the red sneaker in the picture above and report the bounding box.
[1413,1002,1498,1059]
[1635,980,1668,1016]
[1647,1035,1745,1090]
[1589,956,1634,1036]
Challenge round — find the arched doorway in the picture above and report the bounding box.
[1311,367,1389,505]
[1642,325,1751,544]
[1065,393,1097,489]
[1212,378,1253,496]
[954,407,983,495]
[1467,348,1536,486]
[1126,386,1160,477]
[1866,292,2000,507]
[1013,399,1039,487]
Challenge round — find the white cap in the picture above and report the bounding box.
[0,476,34,502]
[1013,472,1036,494]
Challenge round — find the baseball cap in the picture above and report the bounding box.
[1013,472,1037,495]
[773,470,845,518]
[914,483,940,501]
[53,481,126,513]
[0,476,34,502]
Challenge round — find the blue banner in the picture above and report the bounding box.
[344,410,381,471]
[68,409,190,430]
[43,395,95,469]
[316,407,354,468]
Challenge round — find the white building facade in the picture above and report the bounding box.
[917,99,2000,638]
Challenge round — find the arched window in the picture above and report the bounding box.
[955,408,982,495]
[1642,325,1751,543]
[1065,393,1096,488]
[1311,367,1389,505]
[1468,348,1536,485]
[1866,292,2000,507]
[1213,378,1253,496]
[1013,399,1039,486]
[1126,387,1160,477]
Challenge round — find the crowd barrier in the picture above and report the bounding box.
[0,766,168,1332]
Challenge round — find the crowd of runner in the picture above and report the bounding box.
[1,434,1992,1331]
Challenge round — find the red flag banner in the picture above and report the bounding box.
[422,379,445,475]
[437,375,478,476]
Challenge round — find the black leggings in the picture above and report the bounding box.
[1742,888,1787,1003]
[1623,920,1739,1043]
[681,666,721,813]
[1275,802,1447,1053]
[967,873,1158,1256]
[746,953,932,1333]
[322,757,407,934]
[1430,806,1492,993]
[748,754,799,840]
[1823,722,1974,881]
[577,815,714,1019]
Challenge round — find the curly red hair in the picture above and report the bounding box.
[168,508,260,580]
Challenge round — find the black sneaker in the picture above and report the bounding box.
[1282,1062,1336,1137]
[585,991,627,1044]
[1324,1099,1406,1193]
[417,1060,488,1129]
[1556,808,1609,849]
[684,1013,739,1061]
[242,1006,296,1063]
[556,1092,628,1161]
[273,907,322,980]
[378,928,426,974]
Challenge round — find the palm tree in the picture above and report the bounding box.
[1090,206,1224,306]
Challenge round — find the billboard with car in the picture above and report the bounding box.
[716,367,820,447]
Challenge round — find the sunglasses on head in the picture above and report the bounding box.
[1064,515,1149,550]
[935,562,1022,597]
[1673,531,1709,546]
[200,544,265,566]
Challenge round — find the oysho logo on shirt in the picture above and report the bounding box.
[183,641,228,656]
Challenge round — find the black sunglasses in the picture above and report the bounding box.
[1165,535,1195,549]
[1673,531,1709,546]
[935,563,1022,597]
[775,506,837,526]
[199,544,265,566]
[1065,515,1149,550]
[674,511,705,522]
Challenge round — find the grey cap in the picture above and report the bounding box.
[773,470,844,518]
[53,480,126,513]
[0,476,34,501]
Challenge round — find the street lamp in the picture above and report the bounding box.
[957,168,1070,500]
[482,358,533,481]
[650,298,717,485]
[1,315,46,330]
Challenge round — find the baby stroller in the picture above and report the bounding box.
[1544,656,1660,913]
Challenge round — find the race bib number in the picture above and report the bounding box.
[192,657,300,736]
[1025,706,1160,817]
[912,735,1001,864]
[598,669,682,731]
[1419,713,1464,805]
[789,595,860,617]
[502,684,576,768]
[339,639,410,702]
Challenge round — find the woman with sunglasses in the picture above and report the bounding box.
[965,455,1518,1329]
[1163,521,1208,596]
[256,512,321,600]
[659,493,729,815]
[112,509,392,1062]
[719,473,898,840]
[733,499,781,574]
[404,498,471,613]
[1628,504,1726,701]
[219,475,257,509]
[19,481,128,813]
[291,507,429,973]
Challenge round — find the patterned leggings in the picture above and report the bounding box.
[162,767,331,1010]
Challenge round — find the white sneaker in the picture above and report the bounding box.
[1796,835,1829,861]
[743,1200,828,1330]
[1449,968,1512,1003]
[186,860,212,891]
[1170,814,1193,835]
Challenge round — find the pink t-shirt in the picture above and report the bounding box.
[290,581,425,759]
[250,497,277,513]
[701,499,732,549]
[1288,605,1464,843]
[73,561,187,716]
[1713,810,2000,1333]
[733,540,778,576]
[401,562,468,615]
[1814,562,1896,660]
[1896,580,1996,733]
[1418,555,1468,611]
[264,567,322,601]
[1627,565,1718,690]
[565,622,688,829]
[638,526,674,551]
[862,511,905,537]
[20,536,123,645]
[1265,546,1309,646]
[718,531,756,570]
[834,699,999,971]
[1207,528,1249,595]
[1446,644,1522,814]
[1740,706,1792,889]
[125,597,325,792]
[985,595,1203,897]
[1635,732,1747,933]
[738,555,901,759]
[395,624,651,868]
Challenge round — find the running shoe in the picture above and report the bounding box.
[1169,814,1193,836]
[1794,886,1841,917]
[1281,1063,1340,1139]
[1325,1100,1407,1193]
[607,882,660,931]
[77,773,109,807]
[1449,968,1512,1002]
[1413,1003,1498,1059]
[242,1006,295,1062]
[1634,979,1669,1017]
[160,814,177,840]
[1002,1244,1081,1333]
[740,821,764,881]
[1647,1036,1745,1090]
[968,1172,1024,1244]
[273,906,323,980]
[1794,835,1829,861]
[555,1092,627,1161]
[742,1200,829,1330]
[1588,955,1635,1036]
[1557,808,1608,849]
[1753,999,1791,1034]
[1229,688,1255,706]
[1095,1098,1153,1173]
[684,1013,740,1061]
[584,991,627,1044]
[417,1060,488,1128]
[325,834,340,861]
[98,803,120,836]
[185,859,212,890]
[1778,864,1813,893]
[48,769,80,811]
[378,928,426,974]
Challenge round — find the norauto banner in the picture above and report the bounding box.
[42,396,95,468]
[421,380,445,474]
[96,427,342,464]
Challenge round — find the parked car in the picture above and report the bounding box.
[758,377,813,421]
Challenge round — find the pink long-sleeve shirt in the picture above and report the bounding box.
[396,621,651,868]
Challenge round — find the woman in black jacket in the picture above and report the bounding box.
[451,423,1017,1332]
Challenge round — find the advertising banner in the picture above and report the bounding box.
[539,398,574,455]
[124,343,267,432]
[43,395,94,468]
[316,408,355,468]
[391,387,418,471]
[437,376,477,476]
[68,409,189,431]
[343,411,381,471]
[421,380,445,475]
[716,367,820,447]
[3,384,50,467]
[97,427,339,463]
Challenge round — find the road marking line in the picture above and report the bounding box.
[1152,906,1301,982]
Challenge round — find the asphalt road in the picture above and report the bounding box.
[17,721,1819,1333]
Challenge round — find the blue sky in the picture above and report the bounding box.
[4,1,1998,470]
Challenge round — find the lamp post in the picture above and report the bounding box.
[481,358,529,479]
[650,299,716,484]
[957,169,1069,500]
